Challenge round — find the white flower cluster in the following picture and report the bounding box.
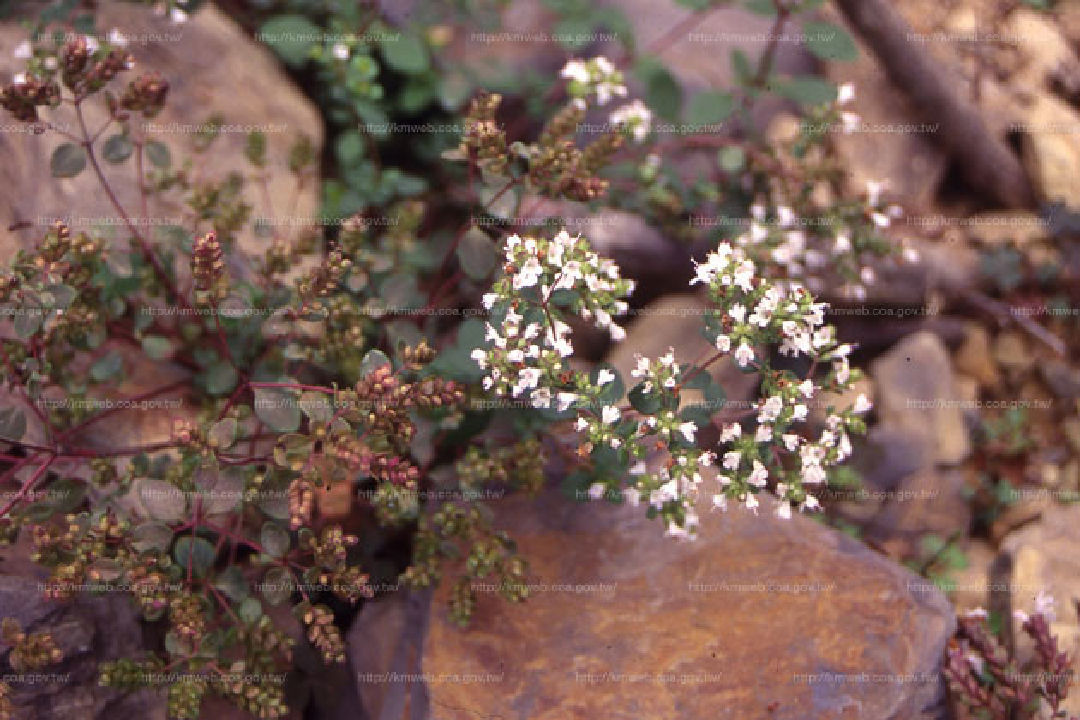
[560,56,627,106]
[692,243,872,518]
[609,99,652,144]
[471,228,635,410]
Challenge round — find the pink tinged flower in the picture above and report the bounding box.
[775,502,792,520]
[332,43,350,60]
[722,451,741,471]
[575,417,590,432]
[744,494,760,513]
[748,460,768,487]
[871,212,890,228]
[588,483,606,500]
[733,260,755,292]
[169,7,188,23]
[1035,590,1056,621]
[782,434,800,452]
[792,404,808,422]
[482,377,494,391]
[13,40,31,59]
[853,394,872,414]
[715,334,731,353]
[729,303,746,323]
[801,495,821,512]
[777,206,796,227]
[557,392,578,412]
[840,112,861,134]
[712,494,728,511]
[517,368,542,391]
[624,487,641,507]
[837,83,855,105]
[629,461,646,476]
[754,425,773,443]
[866,181,883,207]
[609,324,627,341]
[720,423,741,442]
[679,422,697,443]
[507,349,524,363]
[734,343,755,368]
[798,379,814,398]
[531,387,552,409]
[601,405,620,424]
[631,355,651,378]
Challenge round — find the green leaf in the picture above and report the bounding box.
[141,335,174,360]
[50,143,86,178]
[360,349,392,378]
[260,14,321,68]
[174,536,216,578]
[456,228,496,280]
[718,146,746,172]
[261,566,294,606]
[628,384,662,415]
[145,141,171,168]
[380,32,430,74]
[137,478,188,522]
[635,57,682,121]
[102,134,134,163]
[214,566,250,602]
[253,387,302,433]
[803,21,858,62]
[205,361,238,397]
[131,522,174,554]
[0,408,27,442]
[90,350,123,382]
[42,284,77,309]
[237,596,263,625]
[335,130,366,166]
[775,76,837,107]
[208,418,237,450]
[260,521,291,558]
[686,90,734,126]
[744,0,777,15]
[299,391,334,424]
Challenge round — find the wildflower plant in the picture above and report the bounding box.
[0,3,888,716]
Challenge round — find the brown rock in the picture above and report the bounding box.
[871,331,971,465]
[953,324,1000,388]
[1000,505,1080,717]
[1020,93,1080,206]
[944,539,997,615]
[0,3,323,263]
[409,488,954,719]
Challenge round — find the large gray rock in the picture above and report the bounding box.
[350,488,955,720]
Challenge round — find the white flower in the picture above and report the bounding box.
[332,43,350,60]
[597,368,616,386]
[588,483,606,500]
[837,83,855,105]
[531,387,552,409]
[775,502,792,520]
[609,100,652,143]
[853,394,872,414]
[470,348,488,368]
[712,494,728,511]
[720,423,741,442]
[679,422,697,443]
[13,40,31,59]
[722,451,741,471]
[748,460,768,487]
[866,180,884,207]
[12,72,26,85]
[556,392,578,412]
[169,7,189,23]
[754,424,773,443]
[513,257,543,290]
[601,405,620,424]
[575,417,590,432]
[715,334,731,353]
[624,487,641,507]
[631,355,651,378]
[734,343,755,368]
[560,59,590,84]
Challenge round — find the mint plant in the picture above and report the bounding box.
[0,3,898,717]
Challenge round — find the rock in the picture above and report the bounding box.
[1039,360,1080,400]
[605,293,759,412]
[964,212,1049,248]
[953,324,1000,388]
[403,488,955,719]
[1005,8,1080,93]
[990,492,1052,545]
[865,468,971,553]
[944,539,997,616]
[870,331,971,465]
[0,538,165,720]
[824,31,949,209]
[0,3,323,263]
[1020,93,1080,206]
[1000,504,1080,717]
[992,330,1034,375]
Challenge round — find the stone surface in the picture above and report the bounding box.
[0,538,165,720]
[400,488,955,720]
[604,293,759,413]
[944,538,997,616]
[870,331,971,466]
[0,3,323,262]
[1021,92,1080,206]
[1000,504,1080,717]
[953,324,1000,388]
